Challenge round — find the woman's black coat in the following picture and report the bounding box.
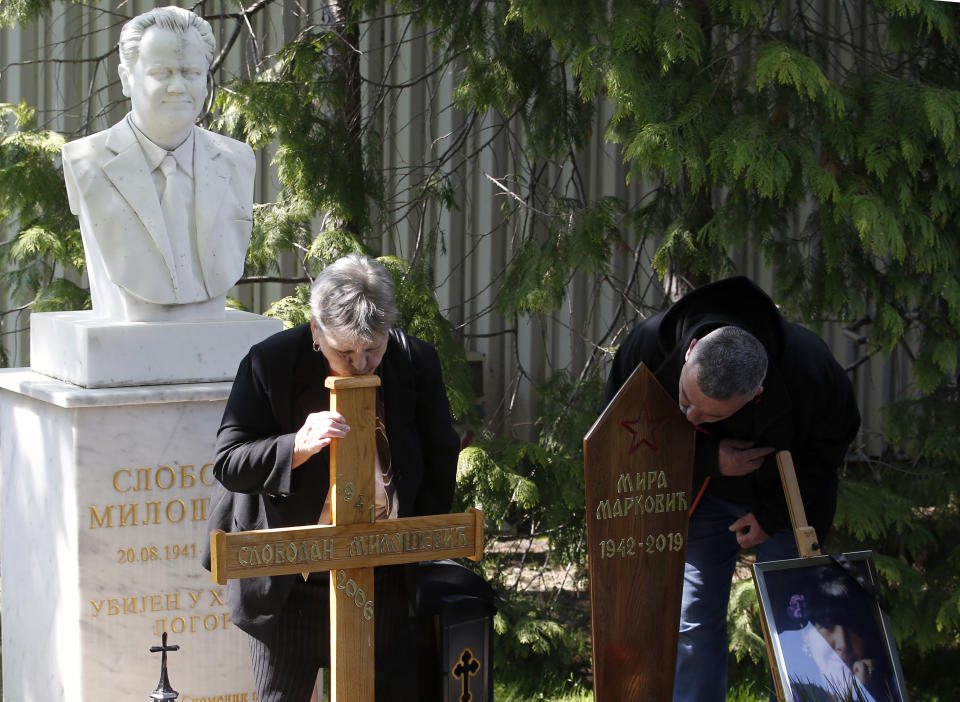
[203,323,461,639]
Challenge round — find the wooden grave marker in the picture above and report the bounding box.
[209,375,484,702]
[583,363,696,701]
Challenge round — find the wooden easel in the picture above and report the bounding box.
[775,450,821,558]
[209,375,484,702]
[753,450,822,702]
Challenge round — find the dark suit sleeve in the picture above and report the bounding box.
[214,349,296,496]
[409,338,461,516]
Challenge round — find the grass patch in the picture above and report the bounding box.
[494,680,594,701]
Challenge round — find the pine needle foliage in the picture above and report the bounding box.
[492,595,592,697]
[0,102,86,310]
[855,389,960,656]
[727,578,767,667]
[399,0,593,162]
[213,32,374,232]
[497,196,623,317]
[791,677,879,702]
[379,254,476,421]
[452,367,601,691]
[509,0,960,389]
[456,366,601,570]
[263,283,313,329]
[0,0,56,27]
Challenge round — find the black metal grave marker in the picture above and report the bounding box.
[149,631,180,701]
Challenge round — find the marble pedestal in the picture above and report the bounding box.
[0,314,282,702]
[30,309,280,388]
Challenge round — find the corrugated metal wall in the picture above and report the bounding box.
[1,1,901,454]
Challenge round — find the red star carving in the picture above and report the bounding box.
[621,404,667,453]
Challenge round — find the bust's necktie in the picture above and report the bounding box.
[160,154,188,243]
[160,153,203,297]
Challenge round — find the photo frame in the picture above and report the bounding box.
[752,551,909,702]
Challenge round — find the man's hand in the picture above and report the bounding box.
[717,438,775,476]
[293,411,350,468]
[729,512,769,549]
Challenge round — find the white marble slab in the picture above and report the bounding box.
[30,309,282,388]
[0,368,232,408]
[0,374,258,702]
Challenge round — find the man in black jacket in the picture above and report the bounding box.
[601,276,860,702]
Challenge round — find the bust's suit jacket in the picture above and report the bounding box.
[203,324,461,640]
[62,117,255,305]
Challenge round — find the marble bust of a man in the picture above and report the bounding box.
[61,6,255,322]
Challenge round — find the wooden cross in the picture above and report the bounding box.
[210,375,484,702]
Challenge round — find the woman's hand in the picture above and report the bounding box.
[293,411,350,468]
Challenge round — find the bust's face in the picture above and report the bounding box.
[119,25,208,146]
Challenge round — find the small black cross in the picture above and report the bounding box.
[149,631,180,701]
[453,648,480,702]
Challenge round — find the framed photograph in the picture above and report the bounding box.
[752,551,909,702]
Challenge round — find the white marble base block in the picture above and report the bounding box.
[30,310,282,388]
[0,370,260,702]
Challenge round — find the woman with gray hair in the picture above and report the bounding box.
[207,254,461,701]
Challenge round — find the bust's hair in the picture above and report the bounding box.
[687,326,767,400]
[118,6,216,69]
[310,254,399,344]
